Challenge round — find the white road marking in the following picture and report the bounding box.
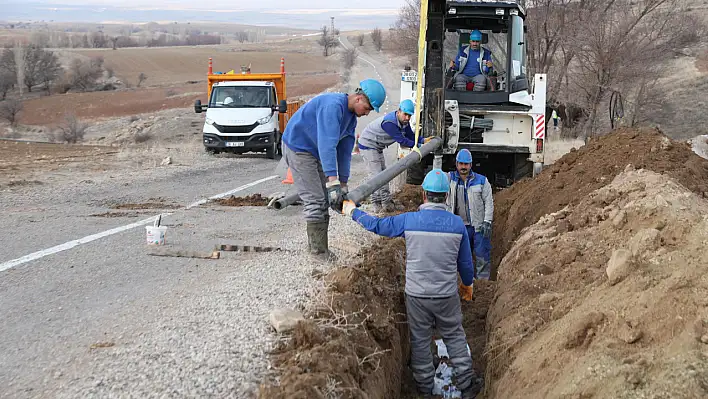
[0,175,279,272]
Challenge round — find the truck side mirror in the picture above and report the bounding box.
[194,99,206,113]
[278,99,287,113]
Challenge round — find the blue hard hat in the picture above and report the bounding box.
[456,149,473,163]
[470,30,482,41]
[422,168,450,193]
[399,99,415,115]
[359,79,386,112]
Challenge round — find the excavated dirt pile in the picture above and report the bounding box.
[486,127,708,398]
[258,237,409,399]
[492,127,708,276]
[487,168,708,398]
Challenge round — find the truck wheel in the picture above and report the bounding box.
[266,140,277,159]
[276,132,283,156]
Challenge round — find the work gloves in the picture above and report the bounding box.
[424,136,434,144]
[480,221,492,239]
[342,200,357,217]
[459,282,473,302]
[326,179,346,213]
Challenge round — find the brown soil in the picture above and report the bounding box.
[214,194,269,207]
[0,141,118,185]
[491,127,708,278]
[485,168,708,398]
[17,74,338,127]
[258,237,410,399]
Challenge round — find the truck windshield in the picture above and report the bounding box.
[209,86,271,108]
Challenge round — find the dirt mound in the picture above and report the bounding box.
[486,168,708,398]
[258,238,409,398]
[214,194,269,207]
[492,127,708,277]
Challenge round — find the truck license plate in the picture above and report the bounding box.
[226,141,245,147]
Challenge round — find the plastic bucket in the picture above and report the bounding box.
[145,225,167,245]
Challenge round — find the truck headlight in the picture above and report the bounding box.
[205,117,214,125]
[257,114,273,125]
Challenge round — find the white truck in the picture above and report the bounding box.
[194,58,301,159]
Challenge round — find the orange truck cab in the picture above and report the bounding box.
[194,57,303,159]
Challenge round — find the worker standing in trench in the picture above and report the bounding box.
[356,99,433,213]
[447,149,494,280]
[341,169,484,399]
[281,79,386,261]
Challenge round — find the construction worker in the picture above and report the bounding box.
[447,149,494,279]
[281,79,386,261]
[357,99,430,213]
[342,169,482,399]
[552,109,560,129]
[449,29,493,92]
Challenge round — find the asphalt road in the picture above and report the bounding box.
[0,41,403,398]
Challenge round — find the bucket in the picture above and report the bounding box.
[145,225,167,245]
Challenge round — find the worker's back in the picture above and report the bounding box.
[353,201,472,298]
[281,92,357,158]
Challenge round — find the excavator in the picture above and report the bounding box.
[401,0,547,188]
[273,0,546,207]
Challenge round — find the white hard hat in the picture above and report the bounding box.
[224,97,234,105]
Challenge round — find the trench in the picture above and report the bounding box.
[259,128,708,398]
[257,184,499,399]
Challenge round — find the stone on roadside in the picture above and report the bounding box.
[269,308,304,334]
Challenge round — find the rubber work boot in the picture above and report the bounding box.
[461,375,485,399]
[306,220,337,262]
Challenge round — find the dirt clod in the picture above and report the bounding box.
[214,194,269,207]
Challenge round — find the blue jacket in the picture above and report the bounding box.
[282,93,357,183]
[447,171,494,230]
[351,202,474,298]
[454,45,492,77]
[357,111,423,151]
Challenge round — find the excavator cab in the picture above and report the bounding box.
[402,0,547,188]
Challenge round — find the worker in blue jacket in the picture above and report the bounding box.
[357,99,431,213]
[281,78,386,261]
[447,149,494,279]
[341,169,483,399]
[449,29,493,91]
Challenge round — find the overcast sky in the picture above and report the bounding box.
[34,0,407,11]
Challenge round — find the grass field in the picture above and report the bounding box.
[69,45,337,86]
[17,73,338,126]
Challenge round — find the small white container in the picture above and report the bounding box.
[145,225,167,245]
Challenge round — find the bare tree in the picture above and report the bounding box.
[22,47,62,93]
[390,0,420,62]
[370,28,383,51]
[110,36,119,50]
[0,99,23,126]
[356,34,365,46]
[236,31,249,43]
[0,70,15,99]
[68,56,104,91]
[137,72,147,87]
[317,26,339,57]
[57,113,88,144]
[342,47,357,70]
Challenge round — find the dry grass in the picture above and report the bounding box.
[69,46,338,86]
[16,74,337,126]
